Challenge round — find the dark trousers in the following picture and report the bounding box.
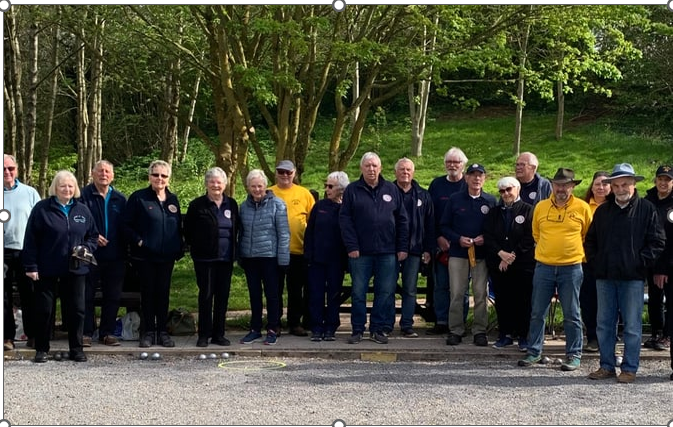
[489,266,533,339]
[278,254,310,329]
[137,260,175,334]
[580,263,598,341]
[194,261,233,339]
[34,274,85,353]
[84,260,125,338]
[307,261,345,335]
[647,269,672,338]
[242,257,280,332]
[4,249,35,340]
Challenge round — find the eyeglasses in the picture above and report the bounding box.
[498,187,513,194]
[445,160,462,165]
[150,173,169,179]
[324,183,335,189]
[3,166,16,172]
[515,162,529,167]
[276,169,293,176]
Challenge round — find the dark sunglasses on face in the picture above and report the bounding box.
[499,187,513,194]
[276,169,293,176]
[4,166,16,172]
[324,183,335,189]
[151,173,169,179]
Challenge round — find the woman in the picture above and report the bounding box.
[580,170,610,353]
[238,169,290,346]
[304,171,349,341]
[184,167,239,348]
[22,171,98,363]
[123,160,183,348]
[483,177,535,351]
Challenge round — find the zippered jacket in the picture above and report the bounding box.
[238,191,290,266]
[80,183,127,262]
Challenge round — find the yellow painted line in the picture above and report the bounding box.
[360,352,398,362]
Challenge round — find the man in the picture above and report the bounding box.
[585,163,665,383]
[643,165,673,353]
[426,147,468,335]
[440,163,496,346]
[3,154,41,351]
[269,160,315,336]
[80,160,127,346]
[339,152,409,344]
[392,158,435,337]
[518,168,592,371]
[515,152,552,206]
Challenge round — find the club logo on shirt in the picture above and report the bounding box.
[480,205,490,215]
[528,191,537,200]
[417,199,423,207]
[73,215,86,224]
[224,209,231,219]
[167,204,178,213]
[515,215,525,224]
[667,209,673,223]
[382,194,392,202]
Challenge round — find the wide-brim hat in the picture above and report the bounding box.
[602,163,644,183]
[549,168,582,185]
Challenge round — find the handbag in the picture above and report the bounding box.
[166,307,197,336]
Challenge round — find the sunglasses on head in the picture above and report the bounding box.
[276,169,293,176]
[498,187,513,194]
[4,166,16,172]
[150,173,169,179]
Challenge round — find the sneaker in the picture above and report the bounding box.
[446,333,462,346]
[561,356,581,371]
[426,324,449,335]
[653,336,670,351]
[370,331,388,344]
[347,332,363,344]
[518,354,542,367]
[323,331,336,341]
[584,339,599,353]
[473,333,488,347]
[644,334,658,348]
[211,336,231,346]
[139,332,155,348]
[4,340,14,351]
[264,330,278,345]
[69,350,87,362]
[240,330,262,344]
[158,332,175,348]
[517,338,529,352]
[401,328,418,338]
[617,371,636,383]
[100,335,120,346]
[289,326,308,337]
[82,336,92,347]
[310,332,323,342]
[196,337,209,347]
[34,351,48,363]
[492,335,514,348]
[588,367,616,380]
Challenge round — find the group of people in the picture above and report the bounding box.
[3,150,672,383]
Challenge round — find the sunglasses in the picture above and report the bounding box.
[498,187,513,194]
[150,173,169,179]
[276,169,293,176]
[324,183,335,189]
[4,166,16,172]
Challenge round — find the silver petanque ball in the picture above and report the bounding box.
[221,352,230,359]
[208,353,217,359]
[151,352,161,360]
[53,352,62,361]
[198,353,207,360]
[554,358,563,365]
[541,356,551,364]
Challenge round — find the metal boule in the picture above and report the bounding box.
[151,352,161,360]
[221,352,230,359]
[541,356,551,364]
[198,354,207,360]
[139,352,149,360]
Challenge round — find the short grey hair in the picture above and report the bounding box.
[246,169,268,187]
[497,176,521,190]
[48,170,81,199]
[93,160,114,172]
[4,154,17,165]
[360,152,381,167]
[520,152,539,168]
[204,167,228,186]
[394,157,415,171]
[327,171,350,191]
[444,147,468,165]
[148,160,171,177]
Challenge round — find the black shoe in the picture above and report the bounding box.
[139,332,154,348]
[446,333,462,346]
[310,332,323,342]
[211,336,231,346]
[473,333,488,347]
[644,335,658,348]
[347,332,363,344]
[426,324,449,335]
[159,332,175,348]
[69,350,87,362]
[196,337,209,347]
[34,351,48,363]
[323,331,336,341]
[289,326,308,337]
[370,331,389,344]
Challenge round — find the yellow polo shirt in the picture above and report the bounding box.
[269,184,315,255]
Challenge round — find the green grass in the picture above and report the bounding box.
[81,110,673,317]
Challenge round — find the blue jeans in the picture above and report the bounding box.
[596,279,645,373]
[398,255,421,330]
[349,254,398,334]
[527,263,583,358]
[433,258,469,325]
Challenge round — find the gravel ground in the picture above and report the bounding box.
[3,354,672,426]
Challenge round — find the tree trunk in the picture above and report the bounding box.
[555,79,565,141]
[86,16,105,183]
[5,7,26,180]
[24,21,39,185]
[75,38,89,185]
[513,18,532,157]
[160,57,180,165]
[179,62,203,163]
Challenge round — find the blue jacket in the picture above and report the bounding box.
[339,174,409,256]
[482,199,536,273]
[645,186,673,272]
[238,191,290,266]
[79,184,127,262]
[395,180,435,256]
[428,175,466,237]
[440,189,497,259]
[22,197,99,276]
[304,198,347,268]
[123,186,183,262]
